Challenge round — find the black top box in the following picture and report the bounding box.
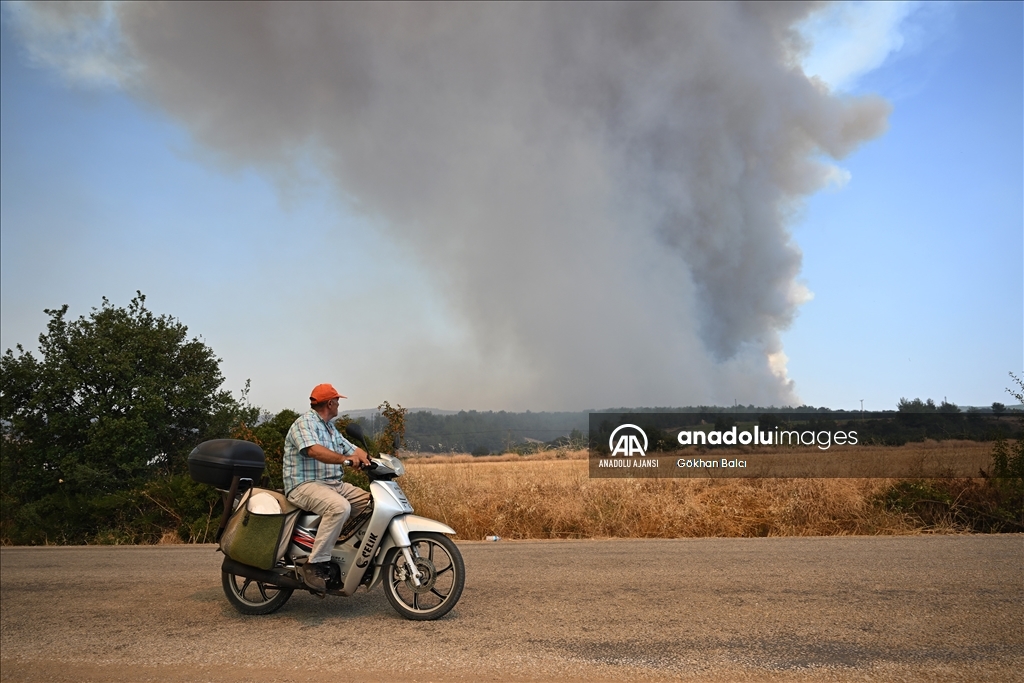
[188,439,266,489]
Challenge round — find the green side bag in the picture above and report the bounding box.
[219,488,300,570]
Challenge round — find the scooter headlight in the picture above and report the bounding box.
[379,453,404,477]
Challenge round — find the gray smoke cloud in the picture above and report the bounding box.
[9,2,889,409]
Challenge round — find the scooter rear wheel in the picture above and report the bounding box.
[382,532,464,621]
[222,571,294,615]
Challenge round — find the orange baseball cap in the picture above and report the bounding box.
[310,383,346,403]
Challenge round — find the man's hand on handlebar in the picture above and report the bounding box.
[349,447,371,468]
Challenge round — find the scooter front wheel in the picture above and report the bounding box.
[222,571,294,615]
[382,532,465,621]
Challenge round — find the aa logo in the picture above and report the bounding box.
[609,424,648,457]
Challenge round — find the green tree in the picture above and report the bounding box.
[897,397,937,412]
[377,400,407,452]
[231,407,300,491]
[1,293,240,543]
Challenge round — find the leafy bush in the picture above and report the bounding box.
[878,477,1021,533]
[984,372,1024,527]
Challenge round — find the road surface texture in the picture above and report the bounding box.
[1,536,1021,682]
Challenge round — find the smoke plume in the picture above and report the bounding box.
[9,2,890,409]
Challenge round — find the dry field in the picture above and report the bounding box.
[399,440,1003,540]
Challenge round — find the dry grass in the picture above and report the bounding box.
[399,441,998,539]
[158,530,185,545]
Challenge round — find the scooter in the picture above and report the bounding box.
[188,424,464,620]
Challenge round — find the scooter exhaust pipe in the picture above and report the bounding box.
[221,556,306,591]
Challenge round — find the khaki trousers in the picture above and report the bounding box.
[286,480,371,563]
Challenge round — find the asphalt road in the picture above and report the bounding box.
[1,536,1022,682]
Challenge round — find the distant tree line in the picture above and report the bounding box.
[401,402,1022,454]
[402,410,589,454]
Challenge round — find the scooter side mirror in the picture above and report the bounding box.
[344,423,369,451]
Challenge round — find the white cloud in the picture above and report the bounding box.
[3,1,135,88]
[798,1,923,92]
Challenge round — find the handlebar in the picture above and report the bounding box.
[343,459,378,470]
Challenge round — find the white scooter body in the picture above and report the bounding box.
[286,464,456,596]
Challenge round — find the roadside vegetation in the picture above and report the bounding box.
[2,294,1021,544]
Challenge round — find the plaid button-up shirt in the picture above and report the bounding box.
[282,409,356,495]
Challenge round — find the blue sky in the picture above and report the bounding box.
[782,1,1022,410]
[1,2,1021,413]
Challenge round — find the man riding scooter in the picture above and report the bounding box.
[282,384,371,593]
